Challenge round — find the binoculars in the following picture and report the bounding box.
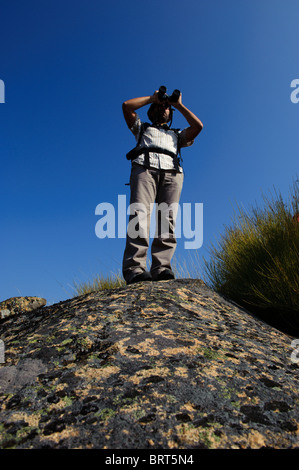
[157,86,180,103]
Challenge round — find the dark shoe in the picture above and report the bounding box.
[127,271,152,285]
[155,269,175,281]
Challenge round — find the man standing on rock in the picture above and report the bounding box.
[122,87,203,285]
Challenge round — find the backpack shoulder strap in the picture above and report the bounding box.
[170,128,183,168]
[136,122,151,146]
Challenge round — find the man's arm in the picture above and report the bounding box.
[171,93,203,143]
[122,94,153,129]
[122,91,162,128]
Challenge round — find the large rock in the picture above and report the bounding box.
[0,279,298,449]
[0,297,46,320]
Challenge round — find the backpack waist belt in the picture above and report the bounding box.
[126,145,180,171]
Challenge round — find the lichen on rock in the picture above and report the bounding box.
[0,280,298,449]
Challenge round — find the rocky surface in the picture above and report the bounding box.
[0,297,46,320]
[0,279,298,449]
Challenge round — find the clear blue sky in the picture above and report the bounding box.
[1,0,298,305]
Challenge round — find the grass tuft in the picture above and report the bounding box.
[72,272,125,296]
[203,179,299,334]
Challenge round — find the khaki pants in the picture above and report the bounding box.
[122,163,184,282]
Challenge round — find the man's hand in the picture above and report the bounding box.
[150,90,162,104]
[169,91,182,108]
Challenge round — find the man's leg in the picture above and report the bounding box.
[150,171,184,280]
[122,164,157,284]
